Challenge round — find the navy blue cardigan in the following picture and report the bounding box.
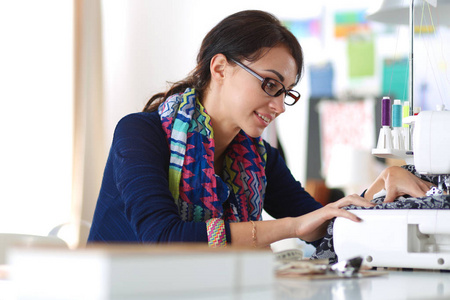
[88,112,322,244]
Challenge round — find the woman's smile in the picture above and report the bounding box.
[255,111,272,126]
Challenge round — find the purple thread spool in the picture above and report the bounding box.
[381,97,391,127]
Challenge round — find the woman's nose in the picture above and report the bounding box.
[269,95,286,114]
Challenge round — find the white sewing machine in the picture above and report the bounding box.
[334,109,450,270]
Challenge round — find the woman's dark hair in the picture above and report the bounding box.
[143,10,304,112]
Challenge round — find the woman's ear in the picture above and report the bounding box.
[209,53,229,84]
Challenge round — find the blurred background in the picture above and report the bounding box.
[1,0,449,247]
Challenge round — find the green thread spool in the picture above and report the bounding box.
[402,101,410,128]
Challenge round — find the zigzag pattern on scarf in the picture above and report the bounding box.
[159,88,266,223]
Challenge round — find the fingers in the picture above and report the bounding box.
[409,178,432,195]
[322,195,375,223]
[320,205,362,223]
[383,189,397,203]
[380,167,435,202]
[333,209,362,223]
[383,179,433,203]
[419,180,434,194]
[331,194,375,209]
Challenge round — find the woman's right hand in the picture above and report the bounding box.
[365,166,432,203]
[292,194,374,242]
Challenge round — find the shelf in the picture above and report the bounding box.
[372,148,414,163]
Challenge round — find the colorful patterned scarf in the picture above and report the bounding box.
[158,88,267,233]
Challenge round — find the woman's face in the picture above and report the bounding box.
[222,45,298,138]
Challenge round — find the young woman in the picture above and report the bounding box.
[88,10,432,247]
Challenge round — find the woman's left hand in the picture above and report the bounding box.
[293,194,374,242]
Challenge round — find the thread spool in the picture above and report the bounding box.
[381,97,391,127]
[402,101,411,150]
[392,100,402,128]
[377,96,393,150]
[391,100,404,150]
[402,101,410,128]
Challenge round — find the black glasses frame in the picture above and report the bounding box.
[231,59,301,106]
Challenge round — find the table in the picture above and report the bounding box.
[2,269,450,299]
[275,269,450,300]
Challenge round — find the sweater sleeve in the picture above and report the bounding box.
[108,112,228,243]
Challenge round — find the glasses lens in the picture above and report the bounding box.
[262,78,284,97]
[284,91,301,106]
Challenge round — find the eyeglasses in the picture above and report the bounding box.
[231,59,301,106]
